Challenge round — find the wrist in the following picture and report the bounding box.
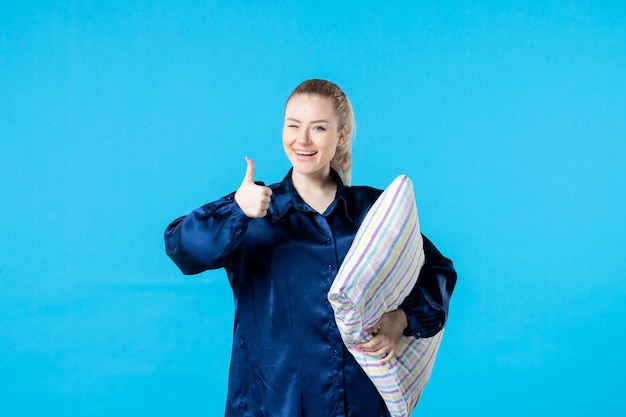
[396,308,408,331]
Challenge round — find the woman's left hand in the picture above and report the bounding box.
[357,309,408,363]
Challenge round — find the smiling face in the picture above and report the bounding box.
[282,94,345,182]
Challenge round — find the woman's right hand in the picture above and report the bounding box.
[234,157,273,218]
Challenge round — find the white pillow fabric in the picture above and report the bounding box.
[328,175,443,417]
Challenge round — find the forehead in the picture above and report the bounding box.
[285,94,336,119]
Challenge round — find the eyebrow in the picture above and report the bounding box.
[286,118,331,124]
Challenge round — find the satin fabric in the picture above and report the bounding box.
[329,175,440,417]
[164,169,456,417]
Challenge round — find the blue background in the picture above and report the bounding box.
[1,1,625,416]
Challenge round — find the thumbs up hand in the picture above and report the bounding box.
[234,157,273,218]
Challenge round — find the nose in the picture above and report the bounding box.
[298,129,312,144]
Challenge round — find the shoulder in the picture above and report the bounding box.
[344,184,383,202]
[342,184,383,225]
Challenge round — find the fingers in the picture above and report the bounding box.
[359,343,395,362]
[235,156,273,218]
[380,350,395,363]
[242,158,272,198]
[357,311,406,363]
[358,332,395,363]
[358,343,395,363]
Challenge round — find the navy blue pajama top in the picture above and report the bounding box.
[164,169,456,417]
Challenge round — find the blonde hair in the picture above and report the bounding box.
[286,79,355,185]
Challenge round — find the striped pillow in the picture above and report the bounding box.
[328,175,443,417]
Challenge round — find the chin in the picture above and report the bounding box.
[293,165,331,178]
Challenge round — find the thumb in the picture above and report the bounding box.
[242,156,255,184]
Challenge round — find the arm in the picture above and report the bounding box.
[164,158,272,275]
[399,234,457,338]
[164,192,252,275]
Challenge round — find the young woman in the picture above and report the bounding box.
[164,79,457,417]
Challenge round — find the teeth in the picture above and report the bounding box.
[295,150,316,156]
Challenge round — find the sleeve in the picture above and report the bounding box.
[399,235,457,338]
[164,192,253,275]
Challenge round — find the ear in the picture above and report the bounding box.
[337,126,348,146]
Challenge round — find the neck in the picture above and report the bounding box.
[290,169,338,213]
[291,169,336,193]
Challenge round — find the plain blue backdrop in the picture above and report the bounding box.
[1,1,625,416]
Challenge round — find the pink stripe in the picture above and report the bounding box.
[340,178,407,285]
[363,223,420,309]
